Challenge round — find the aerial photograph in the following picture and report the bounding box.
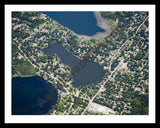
[11,10,149,116]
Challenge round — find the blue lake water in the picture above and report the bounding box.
[42,40,106,88]
[12,76,58,115]
[40,11,105,36]
[12,12,106,115]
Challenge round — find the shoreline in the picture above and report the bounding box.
[12,12,112,115]
[41,11,112,41]
[77,12,112,40]
[93,11,112,40]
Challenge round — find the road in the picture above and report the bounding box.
[17,43,37,68]
[81,15,149,115]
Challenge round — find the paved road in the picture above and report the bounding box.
[81,15,149,115]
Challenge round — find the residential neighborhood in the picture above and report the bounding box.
[12,11,149,115]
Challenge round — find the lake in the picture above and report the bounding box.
[40,11,105,36]
[12,75,58,115]
[42,40,106,88]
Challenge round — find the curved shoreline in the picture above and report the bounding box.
[41,11,112,41]
[77,12,112,40]
[93,12,112,39]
